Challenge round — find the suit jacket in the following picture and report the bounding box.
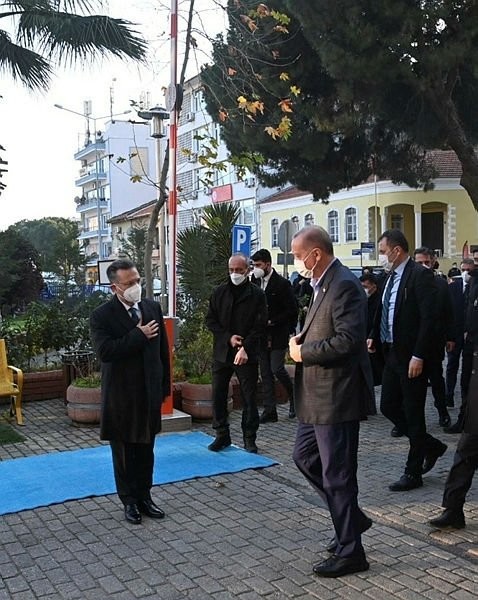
[295,259,374,424]
[251,269,298,349]
[90,296,170,443]
[206,279,267,363]
[431,275,455,360]
[372,259,436,363]
[448,277,466,341]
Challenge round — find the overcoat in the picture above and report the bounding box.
[251,269,298,349]
[295,259,375,424]
[206,279,267,363]
[90,296,170,443]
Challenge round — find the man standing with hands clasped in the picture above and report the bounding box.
[289,226,374,578]
[90,259,170,525]
[206,253,267,453]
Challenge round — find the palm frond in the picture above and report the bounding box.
[0,29,51,89]
[17,13,147,62]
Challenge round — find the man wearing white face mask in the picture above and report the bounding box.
[369,230,446,492]
[90,259,170,525]
[206,253,268,453]
[250,248,298,422]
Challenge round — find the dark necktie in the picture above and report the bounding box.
[380,272,395,343]
[129,307,140,325]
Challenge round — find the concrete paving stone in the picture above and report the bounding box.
[28,578,57,597]
[5,592,38,600]
[270,577,313,597]
[96,574,127,594]
[239,575,277,595]
[54,582,86,599]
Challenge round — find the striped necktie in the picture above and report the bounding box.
[129,307,140,325]
[380,272,395,343]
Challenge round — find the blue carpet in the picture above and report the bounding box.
[0,431,278,515]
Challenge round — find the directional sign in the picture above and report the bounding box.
[232,224,252,257]
[360,242,375,252]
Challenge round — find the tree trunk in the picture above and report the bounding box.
[427,86,478,211]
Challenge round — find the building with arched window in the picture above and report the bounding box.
[257,150,477,274]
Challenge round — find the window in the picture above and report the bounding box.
[192,89,205,113]
[101,214,109,229]
[192,169,201,191]
[291,216,300,232]
[271,219,279,247]
[345,207,357,242]
[304,213,314,227]
[327,210,339,243]
[129,147,149,177]
[391,213,404,231]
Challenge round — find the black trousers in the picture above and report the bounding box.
[380,347,443,476]
[442,433,478,509]
[212,359,259,437]
[110,439,155,505]
[293,421,367,558]
[259,347,294,411]
[427,356,448,415]
[445,336,473,404]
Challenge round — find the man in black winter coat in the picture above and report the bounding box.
[251,248,298,422]
[206,253,268,453]
[90,259,170,525]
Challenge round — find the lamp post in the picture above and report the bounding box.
[137,106,169,312]
[54,103,131,263]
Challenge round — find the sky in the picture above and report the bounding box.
[0,0,226,230]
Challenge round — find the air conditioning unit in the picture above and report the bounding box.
[185,111,195,122]
[245,176,256,188]
[191,190,198,199]
[188,153,198,163]
[203,187,212,195]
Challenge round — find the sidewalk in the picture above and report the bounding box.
[0,389,477,600]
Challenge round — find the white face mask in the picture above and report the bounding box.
[120,282,142,304]
[293,249,318,279]
[378,249,396,273]
[253,267,265,279]
[462,271,471,284]
[230,273,247,286]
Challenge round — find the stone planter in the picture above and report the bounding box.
[181,381,233,420]
[66,384,101,426]
[23,369,66,402]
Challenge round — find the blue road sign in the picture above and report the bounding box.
[232,225,252,257]
[360,242,375,252]
[352,249,362,256]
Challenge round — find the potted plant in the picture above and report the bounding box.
[65,351,102,426]
[177,318,233,420]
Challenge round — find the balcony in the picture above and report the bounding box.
[78,227,109,240]
[75,169,107,187]
[75,197,108,213]
[74,140,106,161]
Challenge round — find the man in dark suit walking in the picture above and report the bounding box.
[289,226,373,578]
[90,259,170,525]
[429,299,478,530]
[251,249,298,421]
[369,230,447,492]
[413,247,455,429]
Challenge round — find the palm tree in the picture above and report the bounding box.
[0,0,146,91]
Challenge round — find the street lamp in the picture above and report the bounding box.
[137,106,169,310]
[54,103,131,262]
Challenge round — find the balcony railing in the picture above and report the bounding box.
[75,197,108,212]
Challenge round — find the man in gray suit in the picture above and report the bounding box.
[289,226,374,578]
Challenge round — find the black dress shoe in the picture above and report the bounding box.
[389,473,423,491]
[124,504,142,524]
[259,410,278,424]
[138,499,165,519]
[422,442,447,474]
[390,426,405,437]
[313,554,369,578]
[438,413,451,428]
[244,437,258,453]
[326,516,373,553]
[208,434,232,452]
[444,421,463,434]
[429,508,465,529]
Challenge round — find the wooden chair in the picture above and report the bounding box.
[0,338,24,425]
